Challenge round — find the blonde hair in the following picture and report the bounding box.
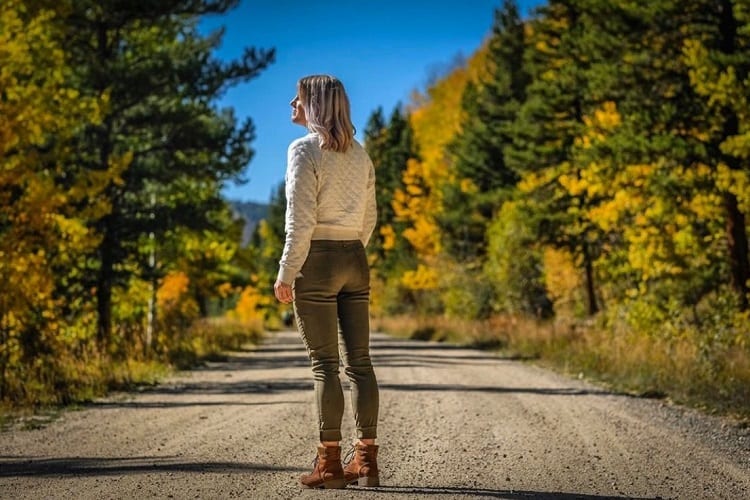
[298,75,354,152]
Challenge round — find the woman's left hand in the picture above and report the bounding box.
[274,280,293,304]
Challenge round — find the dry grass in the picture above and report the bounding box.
[167,317,264,368]
[0,316,264,410]
[373,313,750,418]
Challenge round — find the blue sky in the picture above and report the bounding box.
[201,0,546,204]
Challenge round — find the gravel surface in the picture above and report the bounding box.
[1,330,748,499]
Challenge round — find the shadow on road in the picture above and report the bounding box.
[195,353,310,371]
[87,400,305,409]
[0,455,306,477]
[137,378,312,395]
[198,351,532,371]
[0,457,655,499]
[358,485,656,499]
[82,330,623,411]
[194,332,536,372]
[378,383,613,397]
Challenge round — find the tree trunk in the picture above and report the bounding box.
[583,241,599,316]
[0,291,8,400]
[195,288,209,318]
[97,217,114,349]
[725,192,750,310]
[94,18,116,351]
[716,0,750,310]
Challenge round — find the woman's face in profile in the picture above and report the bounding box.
[290,91,307,126]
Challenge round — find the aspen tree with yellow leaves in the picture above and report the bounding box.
[394,63,472,304]
[0,0,109,403]
[683,0,750,311]
[0,0,271,406]
[364,106,420,313]
[367,0,749,414]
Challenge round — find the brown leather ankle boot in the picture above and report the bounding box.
[343,443,380,487]
[300,445,346,489]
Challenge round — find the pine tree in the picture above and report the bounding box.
[683,0,750,310]
[577,0,748,311]
[507,0,604,315]
[364,106,419,280]
[64,0,274,348]
[364,107,387,165]
[451,0,526,192]
[443,0,528,260]
[248,182,285,285]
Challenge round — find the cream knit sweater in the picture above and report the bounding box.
[277,133,377,284]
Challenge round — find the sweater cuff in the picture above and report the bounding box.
[277,265,298,285]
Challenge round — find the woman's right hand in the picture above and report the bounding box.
[274,280,293,304]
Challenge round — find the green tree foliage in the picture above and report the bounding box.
[442,0,528,262]
[369,0,748,327]
[63,0,274,348]
[0,0,108,402]
[246,183,285,289]
[683,0,750,310]
[364,107,419,277]
[451,1,527,190]
[507,0,609,316]
[485,201,551,317]
[0,0,271,405]
[567,0,749,315]
[239,182,288,324]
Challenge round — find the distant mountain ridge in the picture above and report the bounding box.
[229,200,268,246]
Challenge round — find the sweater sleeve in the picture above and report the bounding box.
[277,140,318,284]
[361,160,377,247]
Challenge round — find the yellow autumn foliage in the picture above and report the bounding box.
[380,224,396,251]
[157,271,191,308]
[543,246,583,317]
[716,163,750,216]
[394,51,489,292]
[229,285,267,327]
[0,1,114,404]
[401,264,440,291]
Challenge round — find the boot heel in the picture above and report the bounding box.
[357,476,379,487]
[323,478,346,489]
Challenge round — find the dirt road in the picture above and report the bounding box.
[1,330,748,499]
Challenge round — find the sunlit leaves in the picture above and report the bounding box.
[373,0,749,324]
[0,0,109,402]
[0,0,272,404]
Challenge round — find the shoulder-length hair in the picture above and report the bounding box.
[298,75,354,153]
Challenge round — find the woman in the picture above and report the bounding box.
[274,74,380,489]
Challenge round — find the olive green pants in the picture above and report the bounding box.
[293,240,379,442]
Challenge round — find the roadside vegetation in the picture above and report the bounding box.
[374,312,750,419]
[4,0,749,422]
[318,0,750,419]
[0,0,271,411]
